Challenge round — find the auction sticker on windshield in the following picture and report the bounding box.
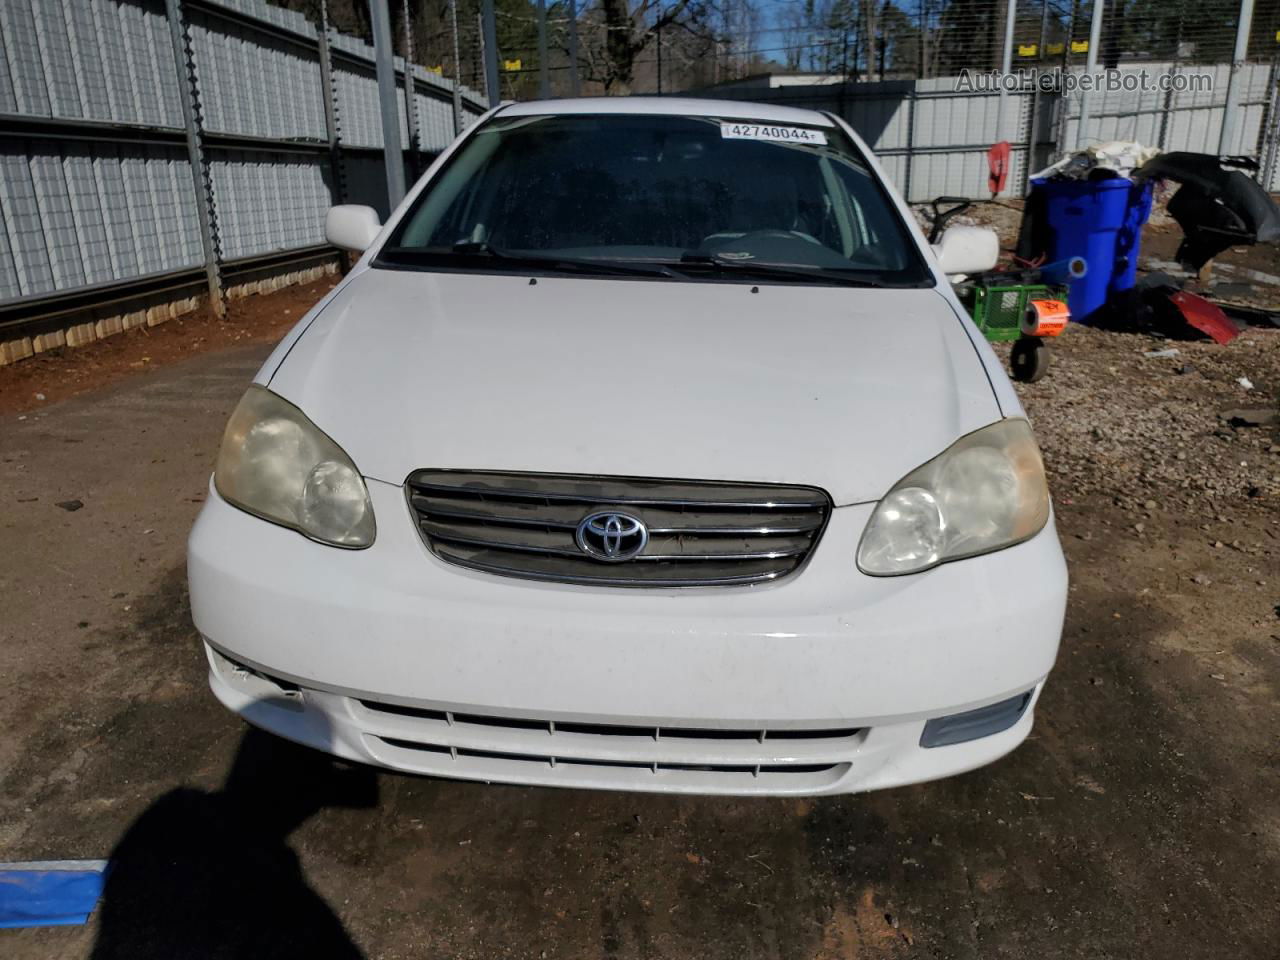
[720,122,828,145]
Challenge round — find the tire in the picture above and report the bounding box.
[1010,336,1049,383]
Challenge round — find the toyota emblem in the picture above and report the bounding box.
[575,510,648,562]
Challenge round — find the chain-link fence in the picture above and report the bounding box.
[442,0,1277,90]
[465,0,1280,198]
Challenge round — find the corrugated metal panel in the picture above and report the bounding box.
[62,146,113,285]
[909,150,997,203]
[1058,62,1272,156]
[161,152,203,268]
[0,187,17,299]
[93,0,137,124]
[152,2,184,124]
[913,80,1010,150]
[842,91,911,152]
[335,65,382,147]
[189,10,326,141]
[0,0,191,128]
[188,16,220,133]
[208,149,330,259]
[0,0,52,117]
[242,23,269,137]
[206,152,234,259]
[32,0,80,118]
[33,146,88,290]
[123,0,163,126]
[875,153,908,192]
[146,150,187,271]
[0,140,201,300]
[397,82,411,144]
[0,17,17,114]
[304,45,326,137]
[0,0,503,309]
[94,147,142,281]
[416,90,454,151]
[65,0,113,121]
[265,35,287,137]
[254,156,277,252]
[199,0,318,43]
[118,151,159,275]
[0,148,55,297]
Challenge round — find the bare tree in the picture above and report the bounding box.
[270,0,761,97]
[778,1,815,70]
[580,0,721,92]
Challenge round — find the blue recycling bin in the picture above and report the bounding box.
[1031,177,1154,322]
[1113,179,1155,293]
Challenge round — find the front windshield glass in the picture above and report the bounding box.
[379,113,932,287]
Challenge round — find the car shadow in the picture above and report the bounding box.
[90,705,377,959]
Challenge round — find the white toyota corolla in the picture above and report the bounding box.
[188,97,1067,796]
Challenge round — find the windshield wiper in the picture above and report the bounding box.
[673,252,897,288]
[381,243,903,286]
[438,242,678,279]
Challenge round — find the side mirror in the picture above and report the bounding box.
[325,205,382,253]
[932,225,999,276]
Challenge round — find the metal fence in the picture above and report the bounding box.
[697,0,1280,202]
[0,0,487,318]
[702,59,1280,202]
[3,0,1277,333]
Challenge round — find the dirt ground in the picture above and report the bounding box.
[0,277,339,417]
[1,275,1278,959]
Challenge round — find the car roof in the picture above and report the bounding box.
[497,96,835,128]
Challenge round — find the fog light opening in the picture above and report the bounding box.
[919,691,1032,748]
[214,648,304,702]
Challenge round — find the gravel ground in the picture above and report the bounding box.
[914,187,1280,513]
[999,325,1280,510]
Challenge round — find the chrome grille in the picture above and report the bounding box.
[406,470,832,587]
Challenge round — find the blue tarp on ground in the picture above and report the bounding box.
[0,860,108,928]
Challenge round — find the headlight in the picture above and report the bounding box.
[857,418,1049,576]
[214,385,375,548]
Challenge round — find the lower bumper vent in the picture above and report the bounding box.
[352,698,861,792]
[379,739,839,776]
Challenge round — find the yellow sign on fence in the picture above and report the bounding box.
[503,59,522,71]
[1071,40,1089,53]
[1046,42,1064,55]
[1018,43,1038,57]
[426,65,443,75]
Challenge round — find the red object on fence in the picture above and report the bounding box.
[988,142,1011,197]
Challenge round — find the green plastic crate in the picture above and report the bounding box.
[964,283,1065,343]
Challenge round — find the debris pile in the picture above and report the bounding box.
[1019,146,1280,335]
[1030,140,1162,181]
[1135,153,1280,271]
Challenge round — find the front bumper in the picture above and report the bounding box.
[189,478,1067,795]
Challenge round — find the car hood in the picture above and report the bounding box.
[267,269,1001,506]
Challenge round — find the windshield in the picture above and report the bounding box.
[379,113,932,288]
